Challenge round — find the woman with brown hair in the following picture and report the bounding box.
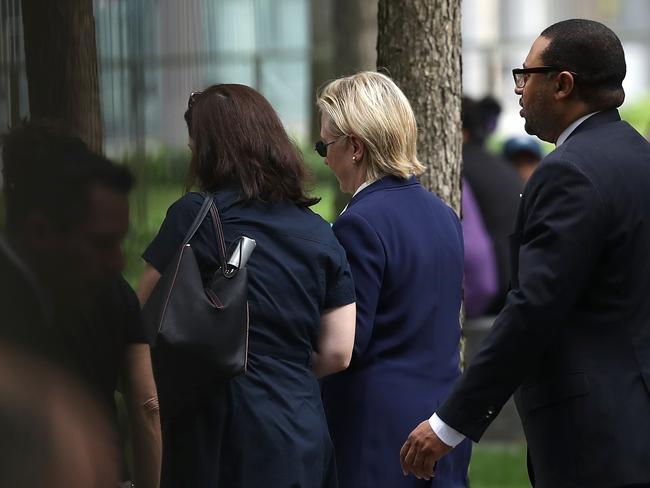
[138,84,356,487]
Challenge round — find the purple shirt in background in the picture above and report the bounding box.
[462,179,498,318]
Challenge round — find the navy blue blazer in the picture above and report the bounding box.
[321,176,471,488]
[439,110,650,487]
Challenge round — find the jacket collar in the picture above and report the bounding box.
[346,175,418,210]
[566,109,621,142]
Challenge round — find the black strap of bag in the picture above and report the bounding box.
[181,193,215,248]
[182,193,237,275]
[206,196,228,272]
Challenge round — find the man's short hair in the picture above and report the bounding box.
[540,19,626,110]
[1,120,133,235]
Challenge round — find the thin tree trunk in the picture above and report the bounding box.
[377,0,462,214]
[328,0,379,214]
[310,0,334,144]
[332,0,378,77]
[21,0,103,152]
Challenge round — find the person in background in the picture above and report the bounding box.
[0,121,161,488]
[317,71,471,488]
[502,135,543,183]
[462,96,523,315]
[462,178,498,319]
[476,95,502,137]
[137,84,356,488]
[402,19,650,488]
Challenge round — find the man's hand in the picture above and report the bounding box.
[400,420,453,480]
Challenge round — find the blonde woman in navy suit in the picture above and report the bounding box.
[317,71,471,488]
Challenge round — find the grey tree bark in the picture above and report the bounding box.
[21,0,103,152]
[377,0,462,214]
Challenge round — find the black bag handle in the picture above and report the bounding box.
[182,193,235,276]
[181,193,214,248]
[207,198,228,270]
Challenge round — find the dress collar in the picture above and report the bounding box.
[339,175,418,215]
[340,180,375,215]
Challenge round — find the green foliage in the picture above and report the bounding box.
[621,94,650,137]
[123,183,184,286]
[469,443,529,488]
[123,146,191,185]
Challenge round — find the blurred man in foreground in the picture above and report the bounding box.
[0,121,161,487]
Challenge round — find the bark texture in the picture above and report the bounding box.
[377,0,462,213]
[21,0,103,152]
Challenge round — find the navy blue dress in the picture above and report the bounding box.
[143,190,355,488]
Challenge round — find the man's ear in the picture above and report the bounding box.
[349,135,365,163]
[554,71,576,100]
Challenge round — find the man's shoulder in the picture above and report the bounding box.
[0,239,48,318]
[548,119,649,175]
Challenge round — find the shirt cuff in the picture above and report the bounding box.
[428,413,466,448]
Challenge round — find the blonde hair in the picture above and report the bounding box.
[316,71,424,181]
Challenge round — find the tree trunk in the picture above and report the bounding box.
[312,0,379,214]
[310,0,334,144]
[21,0,103,152]
[377,0,462,214]
[332,0,378,77]
[310,0,378,143]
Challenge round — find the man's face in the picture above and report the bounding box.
[516,36,557,143]
[50,185,129,304]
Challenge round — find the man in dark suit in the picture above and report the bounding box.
[401,19,650,488]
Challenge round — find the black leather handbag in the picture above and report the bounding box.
[142,193,249,415]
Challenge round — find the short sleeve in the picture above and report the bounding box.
[323,238,356,310]
[142,193,203,273]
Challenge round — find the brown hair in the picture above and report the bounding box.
[184,84,318,206]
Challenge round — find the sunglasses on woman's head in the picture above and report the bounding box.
[188,91,203,110]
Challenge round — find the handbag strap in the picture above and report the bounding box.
[183,193,231,273]
[207,199,228,270]
[181,193,214,248]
